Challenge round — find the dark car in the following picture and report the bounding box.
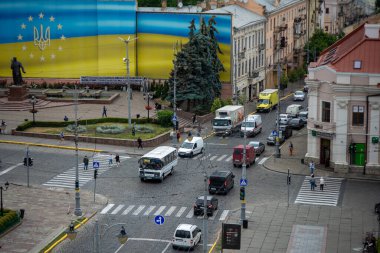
[208,170,235,195]
[267,132,285,145]
[288,118,306,130]
[299,111,308,121]
[193,195,218,216]
[248,141,265,155]
[279,125,293,139]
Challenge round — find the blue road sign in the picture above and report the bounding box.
[271,130,278,136]
[93,161,100,169]
[172,115,177,122]
[154,215,165,225]
[240,179,248,186]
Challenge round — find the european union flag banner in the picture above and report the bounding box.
[0,0,137,78]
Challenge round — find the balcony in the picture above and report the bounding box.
[309,119,336,133]
[248,71,259,79]
[259,44,265,51]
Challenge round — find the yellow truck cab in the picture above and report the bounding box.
[256,89,279,112]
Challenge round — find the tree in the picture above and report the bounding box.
[304,29,340,64]
[376,0,380,13]
[167,16,225,112]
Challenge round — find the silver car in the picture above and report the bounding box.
[248,141,265,155]
[293,91,305,101]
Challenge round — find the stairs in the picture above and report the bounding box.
[0,98,73,111]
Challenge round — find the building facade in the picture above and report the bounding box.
[305,23,380,174]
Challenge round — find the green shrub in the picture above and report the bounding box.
[157,110,173,127]
[211,98,222,112]
[0,209,20,235]
[96,125,125,134]
[222,98,233,106]
[135,126,154,133]
[65,124,87,133]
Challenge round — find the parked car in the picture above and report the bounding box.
[172,224,202,250]
[299,111,308,121]
[303,85,309,92]
[279,125,293,139]
[193,195,218,216]
[286,104,303,118]
[267,131,285,145]
[293,90,305,101]
[208,170,235,195]
[232,145,256,167]
[248,141,265,155]
[178,136,204,158]
[288,118,306,130]
[277,113,292,125]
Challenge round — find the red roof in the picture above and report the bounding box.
[316,23,380,74]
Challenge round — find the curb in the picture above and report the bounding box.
[0,140,103,152]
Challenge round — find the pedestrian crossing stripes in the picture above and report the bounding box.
[42,154,130,189]
[100,204,230,221]
[295,176,343,206]
[181,154,266,164]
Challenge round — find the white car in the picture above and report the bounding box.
[293,90,305,101]
[172,224,202,250]
[277,114,292,125]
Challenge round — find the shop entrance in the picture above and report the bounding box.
[320,138,331,167]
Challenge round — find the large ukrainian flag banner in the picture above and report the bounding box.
[0,0,137,78]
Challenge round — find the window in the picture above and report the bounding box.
[322,101,331,122]
[354,60,362,69]
[325,26,328,32]
[326,8,329,14]
[352,105,364,126]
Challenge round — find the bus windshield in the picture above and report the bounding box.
[139,158,163,170]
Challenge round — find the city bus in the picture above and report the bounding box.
[138,146,178,182]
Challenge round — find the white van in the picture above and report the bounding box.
[178,136,204,158]
[286,104,303,118]
[138,146,177,182]
[240,114,262,137]
[172,224,202,250]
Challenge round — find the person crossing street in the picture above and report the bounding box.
[83,155,89,170]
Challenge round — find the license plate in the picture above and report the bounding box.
[145,174,154,177]
[211,188,216,190]
[235,160,239,162]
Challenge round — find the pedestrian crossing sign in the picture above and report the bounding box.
[93,161,100,169]
[240,179,248,186]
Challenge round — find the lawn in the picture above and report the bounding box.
[25,123,170,140]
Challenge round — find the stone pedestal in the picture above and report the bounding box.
[8,85,28,101]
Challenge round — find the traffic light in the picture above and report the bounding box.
[94,169,98,179]
[240,187,245,200]
[23,157,33,166]
[28,157,33,166]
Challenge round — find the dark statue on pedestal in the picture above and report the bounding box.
[10,57,26,85]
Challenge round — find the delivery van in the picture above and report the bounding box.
[256,89,279,112]
[286,104,303,118]
[178,136,204,158]
[232,145,256,167]
[240,114,262,137]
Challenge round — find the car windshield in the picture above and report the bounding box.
[249,142,259,147]
[210,177,225,186]
[181,142,193,149]
[241,121,254,127]
[196,198,211,206]
[290,119,299,124]
[295,91,303,95]
[213,119,229,126]
[139,158,163,170]
[258,99,269,104]
[175,230,191,238]
[280,115,287,119]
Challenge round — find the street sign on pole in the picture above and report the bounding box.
[240,178,247,186]
[93,161,100,169]
[171,115,177,123]
[154,215,165,225]
[272,130,278,136]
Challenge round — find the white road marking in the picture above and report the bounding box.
[225,156,232,162]
[208,210,219,220]
[0,163,23,176]
[185,209,194,218]
[217,154,227,161]
[219,210,229,221]
[121,205,135,215]
[111,204,125,215]
[143,206,156,216]
[210,155,218,161]
[133,205,146,215]
[258,157,268,165]
[175,207,187,217]
[100,204,115,214]
[154,206,166,216]
[114,238,172,253]
[164,206,176,216]
[161,242,171,253]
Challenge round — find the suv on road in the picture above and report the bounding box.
[193,195,218,216]
[208,170,235,195]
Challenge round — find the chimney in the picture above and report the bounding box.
[161,0,167,9]
[364,23,380,39]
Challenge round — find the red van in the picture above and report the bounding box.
[233,145,256,167]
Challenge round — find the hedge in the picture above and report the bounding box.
[0,209,20,235]
[157,110,174,127]
[16,117,157,131]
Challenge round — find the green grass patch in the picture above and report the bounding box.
[25,123,170,140]
[0,209,20,235]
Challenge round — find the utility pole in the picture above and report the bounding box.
[275,38,281,159]
[26,146,30,187]
[203,172,208,253]
[74,85,82,217]
[173,42,178,143]
[241,104,247,225]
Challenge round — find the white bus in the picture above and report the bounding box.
[138,146,178,182]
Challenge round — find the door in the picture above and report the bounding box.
[354,143,365,166]
[320,138,331,167]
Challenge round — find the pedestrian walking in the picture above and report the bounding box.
[309,174,316,191]
[102,106,107,117]
[108,154,113,166]
[309,161,315,174]
[176,131,181,143]
[115,154,120,167]
[59,131,65,143]
[288,141,293,156]
[192,114,197,125]
[137,137,143,149]
[83,155,89,170]
[319,177,325,191]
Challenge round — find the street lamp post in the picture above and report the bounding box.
[119,36,138,127]
[173,42,178,143]
[0,181,9,216]
[241,103,247,227]
[73,85,82,217]
[29,95,37,124]
[143,92,153,121]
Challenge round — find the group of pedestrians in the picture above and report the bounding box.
[82,153,121,170]
[308,161,325,191]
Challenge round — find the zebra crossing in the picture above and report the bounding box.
[100,203,230,221]
[295,176,343,206]
[42,154,130,188]
[181,153,265,163]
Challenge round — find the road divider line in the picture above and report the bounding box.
[0,163,23,176]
